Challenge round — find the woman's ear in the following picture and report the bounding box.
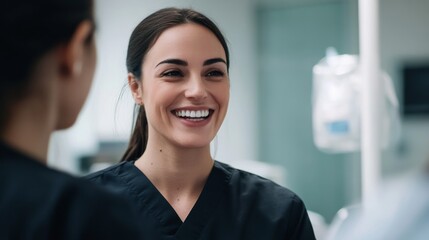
[128,73,143,105]
[60,20,94,78]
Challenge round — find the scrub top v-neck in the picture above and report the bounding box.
[86,160,316,240]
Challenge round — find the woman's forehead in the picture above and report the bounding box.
[143,23,226,67]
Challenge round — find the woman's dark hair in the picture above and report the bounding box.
[0,0,94,134]
[122,7,230,162]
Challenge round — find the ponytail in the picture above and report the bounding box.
[121,106,148,162]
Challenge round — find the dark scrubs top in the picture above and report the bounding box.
[86,160,316,240]
[0,142,143,240]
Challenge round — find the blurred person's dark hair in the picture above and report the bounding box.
[0,0,94,133]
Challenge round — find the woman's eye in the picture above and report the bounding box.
[162,70,183,77]
[206,70,225,77]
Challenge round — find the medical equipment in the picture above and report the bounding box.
[312,48,400,153]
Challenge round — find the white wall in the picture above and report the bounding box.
[49,0,258,172]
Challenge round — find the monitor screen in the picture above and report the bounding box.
[403,64,429,115]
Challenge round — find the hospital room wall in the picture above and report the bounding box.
[256,0,360,222]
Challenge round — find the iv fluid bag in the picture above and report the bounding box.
[312,52,400,153]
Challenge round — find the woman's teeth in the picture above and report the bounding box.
[175,109,210,118]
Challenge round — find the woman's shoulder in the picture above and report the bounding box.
[216,161,305,206]
[215,161,315,239]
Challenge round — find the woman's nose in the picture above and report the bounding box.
[184,76,208,101]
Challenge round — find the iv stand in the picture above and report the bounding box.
[359,0,383,208]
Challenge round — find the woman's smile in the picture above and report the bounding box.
[171,107,215,127]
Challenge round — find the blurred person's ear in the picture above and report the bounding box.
[59,21,94,78]
[55,20,96,129]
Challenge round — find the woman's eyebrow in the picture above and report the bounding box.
[156,59,188,67]
[155,58,226,67]
[203,58,227,66]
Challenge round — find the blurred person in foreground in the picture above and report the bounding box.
[0,0,143,239]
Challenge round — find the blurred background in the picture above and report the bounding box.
[48,0,429,234]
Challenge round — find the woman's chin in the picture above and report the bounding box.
[173,138,213,150]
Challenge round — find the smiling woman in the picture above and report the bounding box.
[86,7,316,240]
[133,22,229,152]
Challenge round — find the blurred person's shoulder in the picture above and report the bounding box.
[0,143,143,239]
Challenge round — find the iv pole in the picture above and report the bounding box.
[359,0,382,207]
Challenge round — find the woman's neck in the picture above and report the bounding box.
[137,142,213,190]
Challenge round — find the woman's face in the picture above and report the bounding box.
[138,23,229,149]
